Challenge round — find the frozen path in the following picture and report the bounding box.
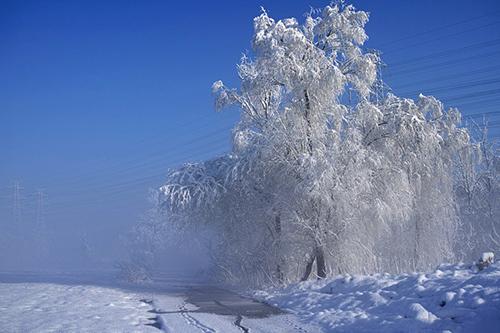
[0,272,322,332]
[147,284,321,332]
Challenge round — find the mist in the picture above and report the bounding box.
[0,184,212,279]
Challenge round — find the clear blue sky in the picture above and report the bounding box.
[1,0,499,267]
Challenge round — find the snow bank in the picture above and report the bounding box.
[0,283,159,332]
[254,261,500,332]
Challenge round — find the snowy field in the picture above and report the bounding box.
[0,281,159,332]
[1,263,498,332]
[0,273,322,333]
[254,261,500,332]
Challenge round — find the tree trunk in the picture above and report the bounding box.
[275,214,284,284]
[301,245,327,281]
[301,254,315,281]
[304,89,313,155]
[316,245,327,279]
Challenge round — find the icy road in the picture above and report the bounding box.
[0,272,322,333]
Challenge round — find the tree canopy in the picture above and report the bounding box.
[133,3,500,287]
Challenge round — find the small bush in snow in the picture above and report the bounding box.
[476,252,494,271]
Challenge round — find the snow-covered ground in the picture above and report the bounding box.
[254,261,500,332]
[1,262,498,332]
[0,273,321,332]
[0,281,159,332]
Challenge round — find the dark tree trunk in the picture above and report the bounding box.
[275,214,284,284]
[301,245,327,281]
[301,254,315,281]
[315,245,327,279]
[304,89,313,155]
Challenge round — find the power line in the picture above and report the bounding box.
[384,49,500,77]
[483,120,500,127]
[49,126,233,192]
[388,38,500,68]
[452,96,500,109]
[398,77,500,97]
[443,88,500,103]
[44,143,230,211]
[382,20,500,55]
[25,90,500,208]
[35,93,500,212]
[35,112,237,188]
[390,65,500,90]
[376,10,500,48]
[44,76,500,192]
[27,97,500,213]
[463,111,500,119]
[43,137,231,203]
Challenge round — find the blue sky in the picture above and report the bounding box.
[1,0,499,267]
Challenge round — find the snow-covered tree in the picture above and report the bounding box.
[454,123,500,260]
[134,3,498,286]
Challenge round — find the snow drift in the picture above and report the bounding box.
[254,259,500,332]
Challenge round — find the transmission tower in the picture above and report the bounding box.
[35,189,49,259]
[35,189,46,229]
[12,181,23,224]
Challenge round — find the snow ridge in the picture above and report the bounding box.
[254,262,500,332]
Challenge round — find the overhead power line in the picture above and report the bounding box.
[463,111,500,119]
[388,38,500,68]
[384,50,500,77]
[391,65,500,90]
[398,78,500,97]
[376,10,500,48]
[382,20,500,55]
